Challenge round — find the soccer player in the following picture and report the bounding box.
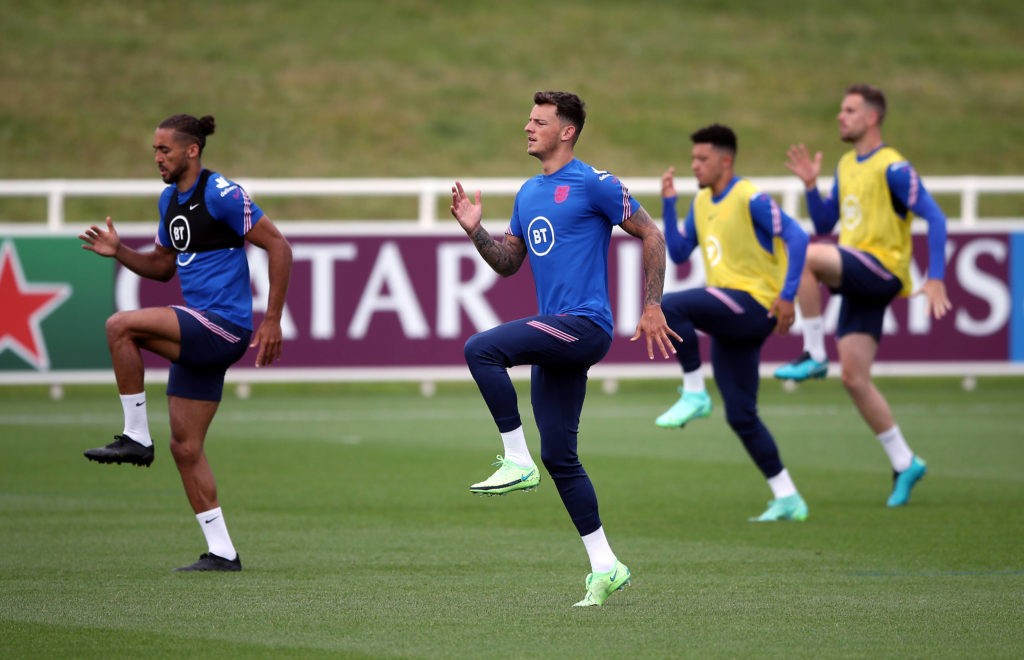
[450,91,680,607]
[655,124,811,522]
[773,84,951,506]
[79,114,293,570]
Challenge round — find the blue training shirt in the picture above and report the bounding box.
[508,158,639,337]
[156,170,264,329]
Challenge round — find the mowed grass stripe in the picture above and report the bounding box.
[0,401,1003,426]
[1,378,1022,657]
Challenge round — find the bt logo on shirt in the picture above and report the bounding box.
[169,215,191,251]
[168,215,197,266]
[527,216,555,257]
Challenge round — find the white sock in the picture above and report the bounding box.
[581,526,617,573]
[682,368,705,394]
[767,468,798,499]
[802,317,827,363]
[500,427,533,467]
[120,392,152,447]
[196,507,237,560]
[877,425,914,472]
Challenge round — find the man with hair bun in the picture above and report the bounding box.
[80,113,292,571]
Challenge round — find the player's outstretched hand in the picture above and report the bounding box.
[79,217,121,258]
[630,304,683,360]
[915,279,952,320]
[784,144,823,189]
[251,318,284,367]
[450,181,482,235]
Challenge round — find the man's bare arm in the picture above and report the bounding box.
[620,206,668,306]
[621,205,682,359]
[451,181,527,276]
[468,226,527,277]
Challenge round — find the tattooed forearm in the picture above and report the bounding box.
[470,225,524,277]
[642,229,667,306]
[622,207,667,306]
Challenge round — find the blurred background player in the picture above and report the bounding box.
[657,124,810,522]
[773,84,951,506]
[450,91,680,606]
[79,114,292,570]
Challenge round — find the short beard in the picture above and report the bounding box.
[161,167,183,184]
[840,128,863,144]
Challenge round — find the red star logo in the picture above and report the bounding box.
[0,241,71,370]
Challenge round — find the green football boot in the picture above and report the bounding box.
[749,493,809,522]
[655,389,713,428]
[469,455,540,495]
[573,560,631,607]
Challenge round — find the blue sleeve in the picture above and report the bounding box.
[887,162,947,280]
[777,216,808,301]
[662,196,698,264]
[586,171,640,226]
[508,192,523,238]
[204,172,265,236]
[806,173,840,235]
[749,193,808,301]
[155,187,173,247]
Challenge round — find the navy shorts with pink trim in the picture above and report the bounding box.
[831,247,904,341]
[168,306,252,401]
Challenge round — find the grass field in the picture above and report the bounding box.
[1,377,1022,658]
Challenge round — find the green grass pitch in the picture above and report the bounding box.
[2,377,1022,658]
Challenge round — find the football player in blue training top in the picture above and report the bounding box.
[450,91,681,607]
[657,124,811,522]
[773,84,951,507]
[79,113,292,571]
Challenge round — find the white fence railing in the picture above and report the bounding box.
[1,176,1022,229]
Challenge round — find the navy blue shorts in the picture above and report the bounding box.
[168,307,252,402]
[831,247,904,341]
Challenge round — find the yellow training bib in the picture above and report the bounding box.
[693,179,787,310]
[836,146,913,295]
